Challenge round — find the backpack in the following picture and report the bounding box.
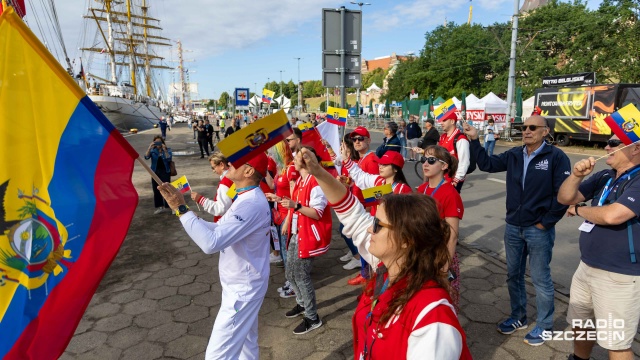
[453,133,476,174]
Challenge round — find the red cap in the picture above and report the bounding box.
[245,152,268,177]
[350,126,370,138]
[378,151,404,168]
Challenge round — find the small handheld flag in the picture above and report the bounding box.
[216,110,293,169]
[326,106,348,127]
[170,175,191,194]
[226,183,238,201]
[604,103,640,145]
[262,88,275,104]
[361,184,393,204]
[434,99,457,122]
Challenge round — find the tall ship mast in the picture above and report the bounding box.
[81,0,172,132]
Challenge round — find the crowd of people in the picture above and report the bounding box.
[149,113,640,360]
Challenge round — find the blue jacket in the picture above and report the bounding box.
[145,148,173,174]
[470,139,570,229]
[376,135,402,158]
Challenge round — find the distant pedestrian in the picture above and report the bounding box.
[196,120,209,158]
[406,115,423,161]
[158,117,169,139]
[213,117,221,141]
[205,119,214,152]
[464,115,571,346]
[484,117,497,156]
[375,121,402,158]
[398,120,407,159]
[438,117,470,193]
[144,136,172,214]
[420,119,440,149]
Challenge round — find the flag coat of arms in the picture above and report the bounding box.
[170,175,191,194]
[0,7,138,359]
[326,106,348,127]
[361,184,393,204]
[434,99,458,122]
[604,103,640,145]
[262,89,275,104]
[217,110,293,168]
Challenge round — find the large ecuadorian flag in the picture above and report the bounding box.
[217,110,293,168]
[0,7,139,359]
[604,103,640,145]
[433,99,457,122]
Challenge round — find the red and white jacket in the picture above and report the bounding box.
[331,192,471,359]
[288,174,332,259]
[343,158,412,195]
[438,128,470,182]
[197,171,233,223]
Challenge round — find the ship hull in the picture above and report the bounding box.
[89,95,164,132]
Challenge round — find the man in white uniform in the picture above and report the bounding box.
[158,153,271,360]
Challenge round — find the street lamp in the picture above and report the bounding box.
[279,70,285,110]
[350,1,371,11]
[350,2,370,118]
[294,57,302,113]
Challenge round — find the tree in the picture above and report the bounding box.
[219,91,230,109]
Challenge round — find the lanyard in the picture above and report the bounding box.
[362,277,389,360]
[236,185,258,195]
[598,167,640,206]
[423,178,445,197]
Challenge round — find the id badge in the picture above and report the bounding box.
[291,214,298,234]
[579,220,595,233]
[271,226,280,250]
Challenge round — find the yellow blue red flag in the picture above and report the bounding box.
[326,106,348,126]
[170,175,191,194]
[361,184,393,204]
[262,88,275,104]
[226,183,238,201]
[0,7,138,359]
[604,103,640,145]
[434,99,457,122]
[217,110,293,168]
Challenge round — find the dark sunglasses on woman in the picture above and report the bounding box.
[421,156,446,165]
[372,217,391,234]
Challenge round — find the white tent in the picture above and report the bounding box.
[481,92,508,114]
[367,83,381,92]
[274,95,291,113]
[522,96,535,121]
[453,94,485,111]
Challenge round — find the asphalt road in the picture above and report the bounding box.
[365,132,610,294]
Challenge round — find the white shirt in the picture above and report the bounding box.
[180,187,271,301]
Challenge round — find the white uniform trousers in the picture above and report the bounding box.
[205,292,264,360]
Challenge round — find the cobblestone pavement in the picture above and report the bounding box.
[61,124,639,360]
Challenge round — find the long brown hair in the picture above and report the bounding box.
[372,193,452,325]
[424,145,458,179]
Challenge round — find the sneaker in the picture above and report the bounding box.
[343,257,362,270]
[293,316,323,335]
[277,281,290,293]
[339,252,353,262]
[524,325,548,346]
[269,253,283,264]
[497,317,528,335]
[154,208,164,215]
[279,288,295,298]
[285,304,305,318]
[347,274,366,286]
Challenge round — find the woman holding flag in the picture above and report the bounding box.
[340,144,412,196]
[296,147,472,359]
[145,135,173,214]
[417,145,464,309]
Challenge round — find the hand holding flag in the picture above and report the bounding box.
[361,184,393,204]
[170,175,191,194]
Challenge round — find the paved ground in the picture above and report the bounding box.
[61,123,639,360]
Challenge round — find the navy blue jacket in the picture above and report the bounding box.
[376,135,402,158]
[470,139,571,229]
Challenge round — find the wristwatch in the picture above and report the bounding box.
[175,204,190,217]
[294,202,302,211]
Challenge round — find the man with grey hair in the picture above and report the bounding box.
[375,121,402,158]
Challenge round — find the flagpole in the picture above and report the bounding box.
[136,157,163,184]
[594,141,640,162]
[1,0,8,10]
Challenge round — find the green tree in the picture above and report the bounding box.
[219,91,230,109]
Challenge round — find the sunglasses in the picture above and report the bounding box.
[607,139,623,148]
[522,124,547,131]
[352,136,366,142]
[422,156,446,165]
[372,217,392,234]
[285,138,298,143]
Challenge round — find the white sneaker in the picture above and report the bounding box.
[339,252,354,262]
[343,257,362,270]
[277,281,290,293]
[154,208,164,215]
[269,253,283,264]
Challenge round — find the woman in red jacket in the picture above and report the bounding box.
[297,147,471,359]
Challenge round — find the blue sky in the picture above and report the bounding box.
[27,0,603,101]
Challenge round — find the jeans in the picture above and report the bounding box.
[285,235,317,319]
[339,223,358,256]
[276,222,287,268]
[504,223,556,330]
[399,136,407,158]
[484,140,496,156]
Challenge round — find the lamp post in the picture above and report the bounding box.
[294,57,302,114]
[350,1,371,11]
[350,2,370,118]
[279,70,285,110]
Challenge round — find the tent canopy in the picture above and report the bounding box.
[522,96,535,120]
[481,92,508,114]
[366,83,381,92]
[453,93,485,111]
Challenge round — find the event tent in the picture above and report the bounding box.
[522,96,535,120]
[481,92,508,114]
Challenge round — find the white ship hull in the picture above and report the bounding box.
[89,95,164,132]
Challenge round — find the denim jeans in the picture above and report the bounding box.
[504,223,555,330]
[339,223,358,256]
[399,136,407,158]
[275,222,287,268]
[285,235,317,319]
[484,140,496,156]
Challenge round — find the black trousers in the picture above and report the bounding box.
[152,171,171,208]
[207,136,214,152]
[198,138,209,157]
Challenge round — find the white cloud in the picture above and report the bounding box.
[367,0,470,31]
